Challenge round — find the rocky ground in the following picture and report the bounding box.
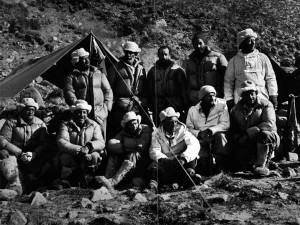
[1,0,300,224]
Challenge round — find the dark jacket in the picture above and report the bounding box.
[64,66,113,125]
[181,47,228,106]
[147,60,187,113]
[107,58,147,109]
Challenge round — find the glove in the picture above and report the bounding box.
[269,95,278,109]
[226,99,235,111]
[20,152,36,163]
[178,157,187,166]
[78,146,89,158]
[85,154,92,161]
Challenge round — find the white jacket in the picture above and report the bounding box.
[186,98,230,137]
[149,122,200,163]
[224,49,278,103]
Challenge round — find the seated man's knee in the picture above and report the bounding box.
[59,153,77,168]
[0,150,10,160]
[257,131,274,144]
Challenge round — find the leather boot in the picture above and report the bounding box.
[253,143,271,176]
[97,160,134,191]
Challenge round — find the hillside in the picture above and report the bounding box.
[1,1,300,224]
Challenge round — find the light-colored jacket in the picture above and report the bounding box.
[0,116,49,157]
[149,122,200,163]
[57,118,105,156]
[186,98,230,137]
[224,49,278,103]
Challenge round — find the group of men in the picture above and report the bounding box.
[0,27,280,197]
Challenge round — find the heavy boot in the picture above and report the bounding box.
[253,143,271,177]
[96,160,134,191]
[0,156,23,200]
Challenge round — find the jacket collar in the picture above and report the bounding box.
[237,49,259,57]
[68,118,94,131]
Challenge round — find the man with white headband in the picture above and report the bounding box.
[224,28,278,111]
[64,47,113,140]
[0,98,49,194]
[230,80,279,177]
[56,100,105,188]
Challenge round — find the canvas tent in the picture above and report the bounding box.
[0,31,118,98]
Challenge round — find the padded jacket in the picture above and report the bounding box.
[0,116,49,157]
[107,58,147,109]
[56,118,105,156]
[147,60,187,113]
[149,122,200,163]
[186,98,230,137]
[181,47,228,106]
[64,66,113,125]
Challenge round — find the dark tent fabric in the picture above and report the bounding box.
[0,32,118,98]
[265,53,300,103]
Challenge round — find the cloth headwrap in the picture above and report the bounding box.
[199,85,216,101]
[237,28,258,47]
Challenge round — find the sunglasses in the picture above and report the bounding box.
[124,51,138,55]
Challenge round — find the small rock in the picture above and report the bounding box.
[288,152,298,161]
[274,182,283,190]
[174,33,184,39]
[81,198,92,208]
[159,194,170,201]
[69,218,87,225]
[0,189,18,200]
[278,192,289,200]
[132,193,147,202]
[125,188,138,197]
[67,211,78,220]
[250,188,263,195]
[102,207,114,213]
[296,216,300,225]
[177,203,188,210]
[1,201,8,205]
[91,187,113,202]
[35,36,45,45]
[30,192,47,206]
[206,194,229,203]
[155,19,167,28]
[8,210,27,225]
[282,167,297,177]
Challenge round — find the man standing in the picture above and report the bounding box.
[181,33,228,107]
[147,46,187,126]
[107,41,149,139]
[95,111,152,191]
[56,100,105,188]
[224,28,278,110]
[144,107,200,194]
[186,85,230,173]
[230,80,280,176]
[64,48,113,140]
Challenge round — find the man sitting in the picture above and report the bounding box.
[144,107,200,194]
[0,98,49,193]
[56,100,105,188]
[186,85,230,174]
[95,111,152,190]
[230,80,280,176]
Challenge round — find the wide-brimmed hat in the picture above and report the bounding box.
[18,98,39,112]
[238,80,258,96]
[122,41,141,53]
[199,85,216,101]
[159,107,180,122]
[237,28,258,47]
[120,111,141,128]
[70,99,92,113]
